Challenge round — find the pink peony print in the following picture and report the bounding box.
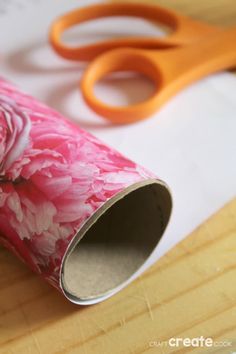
[0,77,157,291]
[0,95,31,178]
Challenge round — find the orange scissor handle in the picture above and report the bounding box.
[49,2,220,61]
[49,2,232,124]
[81,27,236,123]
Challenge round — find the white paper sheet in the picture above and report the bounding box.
[0,0,235,272]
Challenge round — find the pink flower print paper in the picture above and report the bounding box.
[0,78,172,304]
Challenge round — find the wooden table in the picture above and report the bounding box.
[0,1,236,353]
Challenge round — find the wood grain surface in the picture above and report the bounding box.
[0,1,236,353]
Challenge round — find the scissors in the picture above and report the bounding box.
[50,2,236,124]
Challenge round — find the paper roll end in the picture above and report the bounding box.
[61,179,172,304]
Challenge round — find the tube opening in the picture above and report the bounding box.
[62,179,171,304]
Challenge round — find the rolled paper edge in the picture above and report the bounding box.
[60,178,172,305]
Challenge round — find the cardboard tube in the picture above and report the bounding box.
[0,78,172,304]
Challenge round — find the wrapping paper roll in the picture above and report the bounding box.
[0,78,172,304]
